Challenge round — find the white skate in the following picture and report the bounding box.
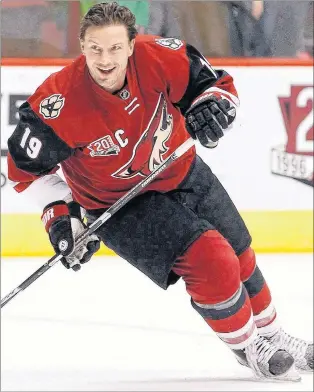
[234,335,301,381]
[267,328,313,372]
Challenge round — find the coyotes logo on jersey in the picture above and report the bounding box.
[271,85,313,187]
[112,93,173,179]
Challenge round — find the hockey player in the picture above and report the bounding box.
[7,2,313,381]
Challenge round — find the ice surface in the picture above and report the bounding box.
[1,254,313,391]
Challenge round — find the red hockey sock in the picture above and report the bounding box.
[172,230,257,350]
[238,247,280,336]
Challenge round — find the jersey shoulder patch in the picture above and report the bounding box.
[155,37,184,51]
[39,93,65,120]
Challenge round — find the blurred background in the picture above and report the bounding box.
[1,0,313,58]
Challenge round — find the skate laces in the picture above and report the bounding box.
[245,335,279,376]
[274,329,308,361]
[254,335,279,364]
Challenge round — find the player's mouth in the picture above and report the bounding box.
[97,66,116,77]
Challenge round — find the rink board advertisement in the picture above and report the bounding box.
[1,64,313,255]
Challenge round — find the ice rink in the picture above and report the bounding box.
[1,254,313,391]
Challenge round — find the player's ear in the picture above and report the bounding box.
[128,39,135,57]
[80,41,85,55]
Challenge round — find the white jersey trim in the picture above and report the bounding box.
[203,87,240,107]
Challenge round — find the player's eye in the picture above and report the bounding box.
[91,45,101,53]
[112,46,122,51]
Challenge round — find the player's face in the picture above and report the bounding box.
[81,24,135,93]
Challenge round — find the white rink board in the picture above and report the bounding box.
[1,65,313,212]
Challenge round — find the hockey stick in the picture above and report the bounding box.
[1,138,195,308]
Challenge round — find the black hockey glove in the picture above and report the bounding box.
[185,92,237,148]
[41,200,100,271]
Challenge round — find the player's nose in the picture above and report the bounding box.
[98,52,114,67]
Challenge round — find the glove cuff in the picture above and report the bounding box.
[191,87,240,108]
[190,90,216,108]
[41,200,69,232]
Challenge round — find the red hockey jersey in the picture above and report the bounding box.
[8,35,238,209]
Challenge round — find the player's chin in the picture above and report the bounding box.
[98,79,117,91]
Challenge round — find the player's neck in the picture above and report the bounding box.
[113,77,127,95]
[103,77,127,94]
